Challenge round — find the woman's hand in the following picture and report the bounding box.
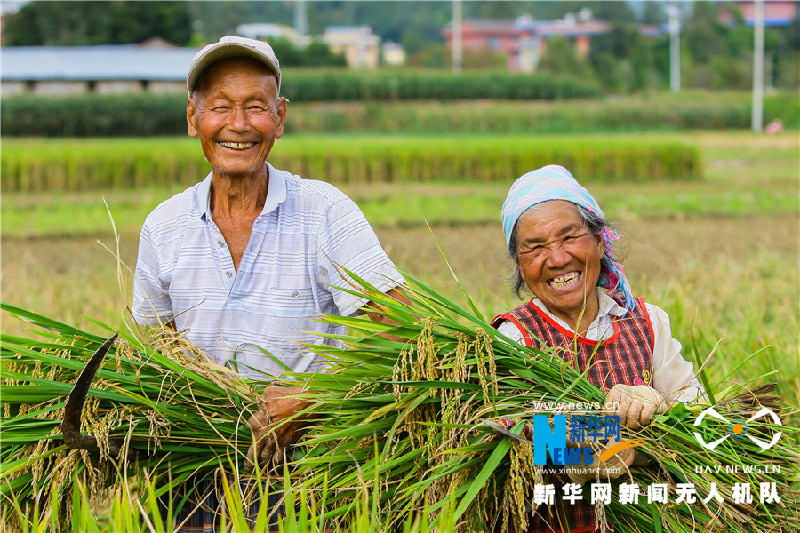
[605,384,668,430]
[244,385,309,471]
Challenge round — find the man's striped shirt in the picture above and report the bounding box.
[132,163,401,379]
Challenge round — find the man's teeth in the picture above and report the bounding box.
[219,141,256,150]
[550,272,579,287]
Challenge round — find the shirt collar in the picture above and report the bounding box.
[197,163,288,220]
[261,163,287,215]
[597,288,628,318]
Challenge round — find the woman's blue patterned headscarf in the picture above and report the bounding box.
[501,164,635,311]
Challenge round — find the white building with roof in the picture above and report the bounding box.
[1,42,197,96]
[235,23,309,46]
[381,41,405,67]
[322,26,380,69]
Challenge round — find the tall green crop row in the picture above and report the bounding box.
[2,93,188,138]
[1,138,701,193]
[280,70,601,101]
[1,151,207,192]
[3,90,796,138]
[287,93,798,134]
[271,142,700,185]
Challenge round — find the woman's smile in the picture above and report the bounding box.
[548,270,581,289]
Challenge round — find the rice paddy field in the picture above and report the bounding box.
[1,130,798,529]
[2,131,797,396]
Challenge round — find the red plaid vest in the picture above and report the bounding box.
[492,297,654,533]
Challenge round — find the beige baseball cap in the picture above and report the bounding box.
[187,35,281,93]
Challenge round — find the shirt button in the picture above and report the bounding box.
[292,291,299,297]
[226,271,233,277]
[218,240,225,248]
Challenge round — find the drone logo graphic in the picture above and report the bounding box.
[693,407,782,451]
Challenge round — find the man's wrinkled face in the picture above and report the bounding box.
[187,57,286,178]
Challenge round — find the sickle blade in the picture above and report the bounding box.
[61,334,118,453]
[484,420,531,443]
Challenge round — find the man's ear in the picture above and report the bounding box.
[187,97,198,138]
[274,96,288,138]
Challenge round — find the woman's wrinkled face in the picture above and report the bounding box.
[514,201,604,324]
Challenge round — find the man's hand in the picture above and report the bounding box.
[605,384,668,430]
[245,385,309,472]
[365,288,412,343]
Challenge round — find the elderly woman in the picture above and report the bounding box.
[492,165,702,533]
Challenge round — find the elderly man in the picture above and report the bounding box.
[132,35,404,528]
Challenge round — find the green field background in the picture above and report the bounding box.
[2,130,798,417]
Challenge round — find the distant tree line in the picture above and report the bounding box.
[3,1,799,91]
[1,1,346,67]
[679,2,799,90]
[3,1,193,46]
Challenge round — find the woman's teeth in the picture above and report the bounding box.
[549,272,579,288]
[219,141,256,150]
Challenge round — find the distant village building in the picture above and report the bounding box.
[235,23,309,46]
[381,41,405,67]
[1,22,388,96]
[528,16,611,62]
[637,24,666,39]
[322,26,380,69]
[1,40,195,96]
[719,0,797,27]
[442,11,612,72]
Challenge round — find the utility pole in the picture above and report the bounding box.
[452,0,462,73]
[295,0,308,37]
[667,1,681,92]
[752,0,765,132]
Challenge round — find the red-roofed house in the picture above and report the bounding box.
[442,12,611,72]
[719,1,797,27]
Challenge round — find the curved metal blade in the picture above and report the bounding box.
[61,334,120,454]
[484,420,531,443]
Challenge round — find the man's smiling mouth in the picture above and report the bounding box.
[219,141,257,150]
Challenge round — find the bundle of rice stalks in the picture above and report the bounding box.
[0,303,263,530]
[287,271,800,532]
[2,266,798,532]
